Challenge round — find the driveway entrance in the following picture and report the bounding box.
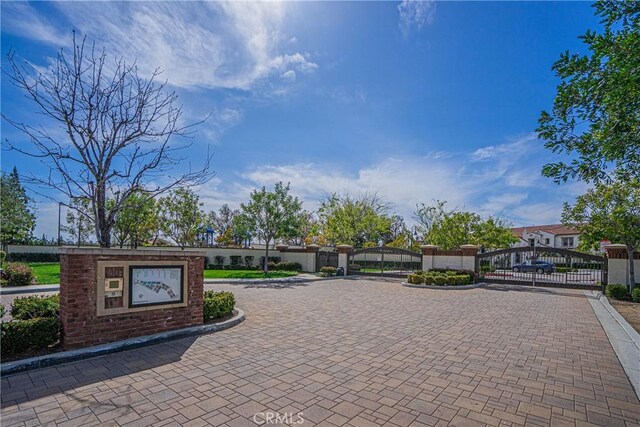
[476,247,606,289]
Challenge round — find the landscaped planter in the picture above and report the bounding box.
[401,282,483,290]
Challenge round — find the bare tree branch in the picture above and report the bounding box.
[2,33,214,246]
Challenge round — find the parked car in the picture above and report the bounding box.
[512,260,555,274]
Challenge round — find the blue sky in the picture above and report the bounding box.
[1,1,597,239]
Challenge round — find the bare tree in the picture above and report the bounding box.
[3,34,213,247]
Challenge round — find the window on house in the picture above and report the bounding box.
[545,238,550,245]
[528,238,535,246]
[561,237,574,247]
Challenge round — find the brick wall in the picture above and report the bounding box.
[60,249,204,349]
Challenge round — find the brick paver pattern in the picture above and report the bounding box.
[1,279,639,426]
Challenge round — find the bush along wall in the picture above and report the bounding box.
[1,294,61,358]
[203,291,235,322]
[1,263,36,287]
[6,253,60,263]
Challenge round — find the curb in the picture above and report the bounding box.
[585,291,640,397]
[1,308,245,376]
[0,286,59,295]
[204,276,329,286]
[401,282,484,290]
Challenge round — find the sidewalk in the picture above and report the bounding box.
[0,284,59,295]
[586,290,640,397]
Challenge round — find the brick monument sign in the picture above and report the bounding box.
[60,248,205,349]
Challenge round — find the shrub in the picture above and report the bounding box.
[11,295,60,320]
[214,256,225,266]
[2,263,35,287]
[273,261,302,271]
[424,274,436,285]
[0,305,5,318]
[244,256,254,269]
[407,274,423,284]
[0,250,5,266]
[434,276,447,286]
[632,288,640,303]
[415,270,424,275]
[606,284,628,300]
[260,256,281,268]
[203,291,235,322]
[320,266,337,276]
[1,317,60,357]
[230,256,243,267]
[348,264,362,272]
[6,252,60,263]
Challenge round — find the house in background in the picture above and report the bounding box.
[511,224,581,249]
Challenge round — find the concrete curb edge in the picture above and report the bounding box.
[401,282,484,290]
[585,291,640,398]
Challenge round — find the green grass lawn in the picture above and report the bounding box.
[9,264,297,285]
[204,269,299,279]
[27,263,61,285]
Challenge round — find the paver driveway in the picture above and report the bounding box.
[2,279,639,426]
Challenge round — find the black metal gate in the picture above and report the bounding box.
[348,246,422,277]
[316,250,338,272]
[476,247,606,289]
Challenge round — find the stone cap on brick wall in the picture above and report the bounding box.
[60,248,207,257]
[421,245,438,255]
[336,245,354,254]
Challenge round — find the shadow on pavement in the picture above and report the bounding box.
[479,283,596,299]
[1,335,197,409]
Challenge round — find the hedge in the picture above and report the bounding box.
[11,295,60,320]
[6,253,60,263]
[1,317,61,357]
[270,261,302,271]
[203,291,235,322]
[606,284,628,300]
[320,266,337,276]
[1,263,36,287]
[407,274,423,284]
[632,288,640,303]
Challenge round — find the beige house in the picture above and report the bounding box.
[511,224,581,249]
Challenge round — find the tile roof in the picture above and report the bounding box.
[511,224,580,239]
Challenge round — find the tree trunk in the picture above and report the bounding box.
[264,239,270,273]
[627,245,636,291]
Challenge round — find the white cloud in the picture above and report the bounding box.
[6,2,317,91]
[398,0,436,38]
[1,3,69,47]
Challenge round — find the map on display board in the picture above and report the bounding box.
[129,266,184,307]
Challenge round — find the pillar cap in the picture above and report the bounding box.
[336,245,354,254]
[305,244,320,253]
[275,244,288,251]
[420,244,438,249]
[604,244,626,249]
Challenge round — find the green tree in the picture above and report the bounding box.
[236,182,303,272]
[62,197,94,245]
[207,204,240,246]
[0,167,36,247]
[416,201,516,250]
[158,188,206,249]
[111,192,159,248]
[537,1,640,184]
[318,192,392,247]
[563,179,639,289]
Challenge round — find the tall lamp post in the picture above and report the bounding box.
[57,202,63,246]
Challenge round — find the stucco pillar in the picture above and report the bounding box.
[336,245,353,275]
[605,244,630,286]
[305,244,320,272]
[421,245,438,271]
[460,244,481,271]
